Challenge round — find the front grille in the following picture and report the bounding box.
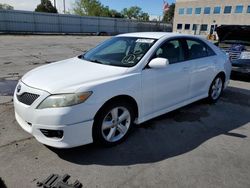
[16,92,40,105]
[225,49,241,60]
[228,51,241,60]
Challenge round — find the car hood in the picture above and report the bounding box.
[216,25,250,43]
[22,57,128,93]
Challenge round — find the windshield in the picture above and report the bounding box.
[81,37,156,67]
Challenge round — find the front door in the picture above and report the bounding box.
[141,38,193,115]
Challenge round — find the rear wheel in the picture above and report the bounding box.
[207,75,224,103]
[93,102,135,146]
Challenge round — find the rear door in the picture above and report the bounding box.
[184,38,217,98]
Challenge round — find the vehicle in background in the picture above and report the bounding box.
[216,25,250,77]
[96,31,109,36]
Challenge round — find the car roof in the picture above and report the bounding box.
[117,32,187,39]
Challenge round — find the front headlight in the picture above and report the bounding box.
[240,51,250,59]
[37,91,92,109]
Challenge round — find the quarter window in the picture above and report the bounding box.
[224,6,232,14]
[186,39,215,60]
[155,40,184,64]
[195,7,201,14]
[235,5,243,13]
[204,7,211,14]
[213,6,221,14]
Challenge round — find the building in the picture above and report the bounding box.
[173,0,250,36]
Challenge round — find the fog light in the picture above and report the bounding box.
[40,129,64,139]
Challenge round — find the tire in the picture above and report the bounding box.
[93,101,135,147]
[207,75,224,103]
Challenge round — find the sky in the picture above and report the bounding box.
[0,0,175,16]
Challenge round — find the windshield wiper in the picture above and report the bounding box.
[89,59,104,64]
[78,50,88,59]
[80,56,104,64]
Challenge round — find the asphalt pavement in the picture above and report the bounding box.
[0,35,249,188]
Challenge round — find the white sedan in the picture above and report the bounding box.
[14,32,231,148]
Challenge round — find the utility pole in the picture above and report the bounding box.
[54,0,56,9]
[63,0,66,14]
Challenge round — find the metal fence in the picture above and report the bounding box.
[0,10,171,34]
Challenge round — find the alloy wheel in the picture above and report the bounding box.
[101,107,131,142]
[211,77,223,100]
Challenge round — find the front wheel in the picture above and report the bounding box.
[93,102,135,147]
[207,76,224,103]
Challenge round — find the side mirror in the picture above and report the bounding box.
[148,58,169,69]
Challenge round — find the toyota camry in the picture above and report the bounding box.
[14,32,231,148]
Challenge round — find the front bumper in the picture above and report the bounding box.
[231,59,250,74]
[13,81,94,148]
[15,111,93,148]
[231,66,250,74]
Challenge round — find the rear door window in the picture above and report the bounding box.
[186,39,215,60]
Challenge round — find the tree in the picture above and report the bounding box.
[73,0,125,18]
[102,6,111,17]
[35,0,58,13]
[121,6,141,19]
[73,0,105,16]
[162,3,175,23]
[138,12,149,21]
[109,9,124,18]
[73,0,148,20]
[121,6,149,21]
[0,3,14,10]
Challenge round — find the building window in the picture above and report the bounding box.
[192,24,198,31]
[224,6,232,14]
[200,24,208,31]
[235,5,243,13]
[186,8,192,14]
[195,7,201,14]
[213,6,221,14]
[179,8,185,15]
[185,24,190,30]
[204,7,211,14]
[247,5,250,13]
[177,24,182,30]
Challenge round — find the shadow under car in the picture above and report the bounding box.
[48,86,250,166]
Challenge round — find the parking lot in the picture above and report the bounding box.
[0,35,249,188]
